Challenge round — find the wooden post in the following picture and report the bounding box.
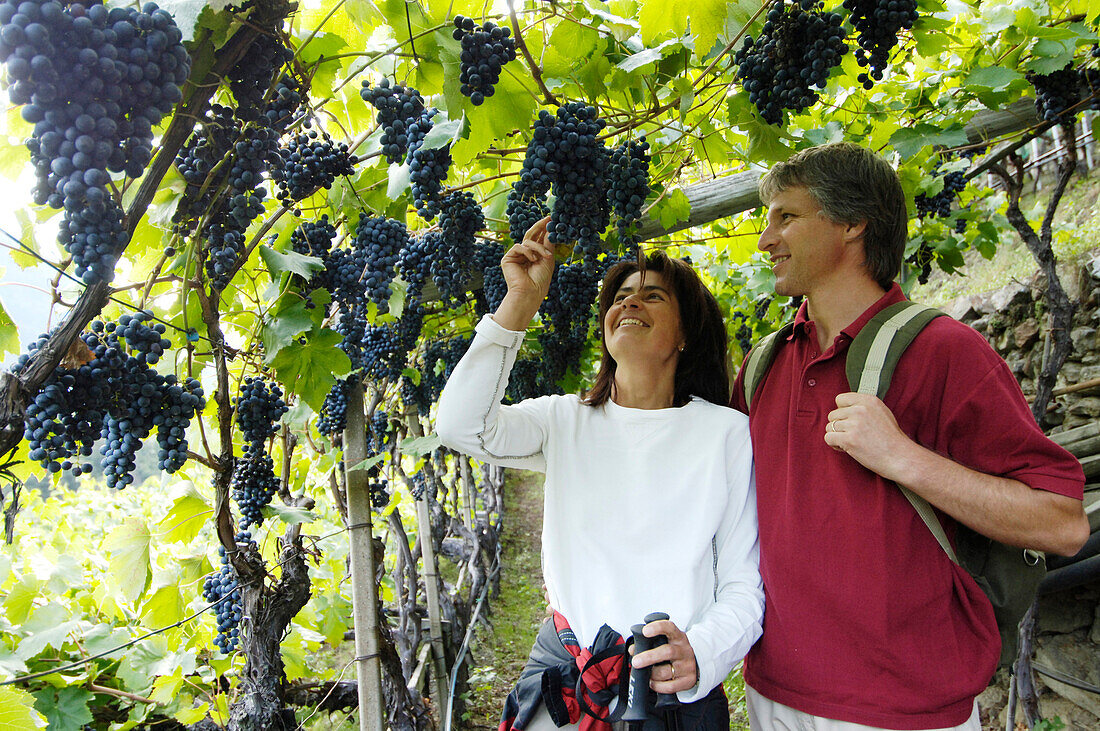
[344,381,384,731]
[460,457,476,529]
[407,410,451,711]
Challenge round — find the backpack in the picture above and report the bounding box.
[741,299,1046,668]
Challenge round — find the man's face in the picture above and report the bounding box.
[757,186,856,298]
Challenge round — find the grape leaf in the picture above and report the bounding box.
[140,584,186,628]
[102,518,152,605]
[157,483,211,545]
[400,432,441,456]
[0,296,18,357]
[258,244,324,281]
[33,687,91,730]
[639,0,688,46]
[653,189,692,230]
[0,687,44,730]
[269,328,352,412]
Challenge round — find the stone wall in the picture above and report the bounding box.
[942,259,1100,729]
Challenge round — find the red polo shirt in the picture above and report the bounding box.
[731,284,1084,729]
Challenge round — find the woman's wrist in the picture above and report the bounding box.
[492,291,543,331]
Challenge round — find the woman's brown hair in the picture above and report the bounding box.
[583,251,730,408]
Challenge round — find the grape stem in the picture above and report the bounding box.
[507,0,559,106]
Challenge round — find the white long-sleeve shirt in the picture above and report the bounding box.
[436,315,763,702]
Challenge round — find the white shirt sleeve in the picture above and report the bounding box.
[680,435,764,702]
[436,315,550,472]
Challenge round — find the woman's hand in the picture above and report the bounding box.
[630,618,699,694]
[493,216,554,331]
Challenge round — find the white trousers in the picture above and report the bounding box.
[746,687,981,731]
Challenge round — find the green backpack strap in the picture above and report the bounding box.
[742,322,796,410]
[845,301,957,562]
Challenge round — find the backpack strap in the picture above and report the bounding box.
[846,301,959,564]
[742,322,795,410]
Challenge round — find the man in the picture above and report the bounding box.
[730,142,1089,730]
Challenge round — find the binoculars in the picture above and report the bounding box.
[622,611,682,723]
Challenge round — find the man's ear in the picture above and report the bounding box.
[844,219,868,244]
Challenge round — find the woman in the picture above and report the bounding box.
[436,218,762,730]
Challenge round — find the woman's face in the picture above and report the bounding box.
[603,270,685,367]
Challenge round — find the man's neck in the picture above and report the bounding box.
[805,277,888,353]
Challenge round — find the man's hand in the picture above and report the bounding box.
[630,618,698,694]
[824,392,916,482]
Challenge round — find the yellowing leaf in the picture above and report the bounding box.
[140,584,186,628]
[639,0,688,45]
[102,518,152,605]
[157,483,211,544]
[0,686,48,729]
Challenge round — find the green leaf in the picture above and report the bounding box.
[258,244,324,281]
[348,453,386,473]
[261,294,324,364]
[140,584,186,628]
[0,686,47,729]
[639,0,688,45]
[420,117,463,151]
[889,124,970,160]
[0,296,17,356]
[387,162,411,200]
[262,503,317,525]
[687,0,728,58]
[653,189,692,230]
[3,578,39,626]
[269,328,352,412]
[543,22,600,77]
[102,518,152,605]
[157,483,211,544]
[964,66,1022,91]
[401,366,421,385]
[399,432,442,456]
[616,39,682,72]
[33,687,92,730]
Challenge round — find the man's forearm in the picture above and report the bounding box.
[892,442,1089,557]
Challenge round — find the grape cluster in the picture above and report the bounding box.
[432,191,484,302]
[517,103,611,261]
[473,240,507,312]
[905,241,935,285]
[273,126,357,204]
[397,230,438,299]
[317,376,352,437]
[608,138,650,247]
[369,478,389,511]
[1028,65,1085,122]
[173,105,238,230]
[452,16,516,105]
[842,0,918,89]
[506,193,549,244]
[227,34,293,121]
[0,0,190,283]
[729,312,753,356]
[734,0,848,124]
[173,105,278,290]
[535,261,600,390]
[203,545,244,654]
[409,126,453,221]
[360,79,427,164]
[369,410,391,454]
[353,215,410,310]
[231,443,279,529]
[262,73,302,132]
[914,159,967,219]
[58,197,127,285]
[22,314,204,486]
[235,377,288,447]
[291,215,337,258]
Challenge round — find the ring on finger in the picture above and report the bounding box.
[670,662,676,681]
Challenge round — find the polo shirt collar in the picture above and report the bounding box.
[787,282,907,344]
